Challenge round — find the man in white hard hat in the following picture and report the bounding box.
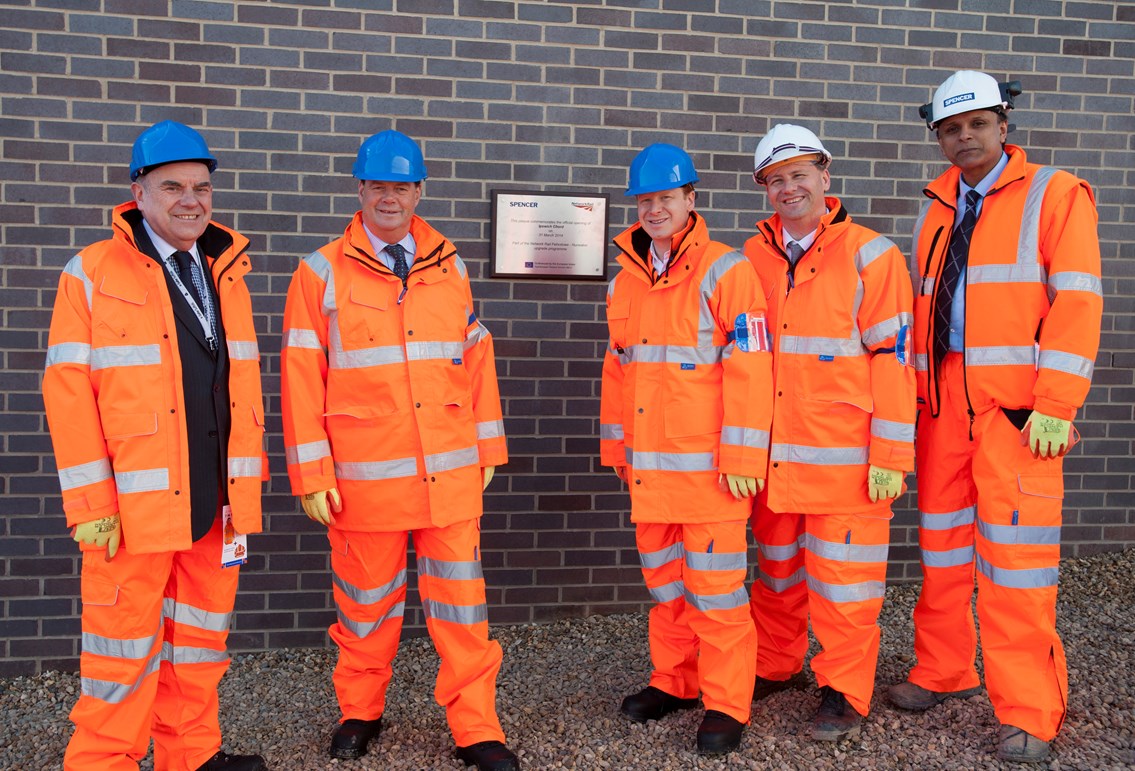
[890,70,1102,763]
[743,124,916,742]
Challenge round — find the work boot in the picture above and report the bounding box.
[329,717,383,760]
[456,740,521,771]
[887,680,982,711]
[811,686,862,742]
[753,670,808,701]
[195,752,268,771]
[997,725,1050,763]
[696,710,744,755]
[619,685,699,723]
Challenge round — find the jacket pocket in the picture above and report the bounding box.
[80,576,120,607]
[606,299,632,351]
[103,412,158,440]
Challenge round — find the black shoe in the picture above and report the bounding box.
[455,740,521,771]
[696,710,744,755]
[753,671,808,701]
[620,685,700,723]
[329,717,383,760]
[811,686,862,741]
[195,752,268,771]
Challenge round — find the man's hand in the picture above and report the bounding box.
[1022,410,1072,459]
[724,473,763,500]
[73,513,122,561]
[867,465,903,503]
[482,466,496,491]
[613,466,627,482]
[300,488,342,527]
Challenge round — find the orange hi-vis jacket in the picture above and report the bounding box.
[281,213,507,532]
[600,213,774,523]
[912,145,1102,421]
[43,202,267,552]
[745,198,916,514]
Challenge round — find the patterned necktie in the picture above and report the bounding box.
[786,241,805,266]
[173,250,206,313]
[386,243,409,282]
[933,189,981,365]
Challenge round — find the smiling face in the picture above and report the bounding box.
[358,180,422,243]
[131,161,213,251]
[936,109,1007,187]
[635,186,696,254]
[761,156,830,240]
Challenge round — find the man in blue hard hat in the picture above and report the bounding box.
[600,143,774,755]
[280,130,518,771]
[43,120,269,770]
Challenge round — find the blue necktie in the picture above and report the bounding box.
[933,189,981,365]
[386,243,409,282]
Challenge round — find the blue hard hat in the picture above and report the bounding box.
[129,120,217,181]
[353,130,428,182]
[624,143,699,197]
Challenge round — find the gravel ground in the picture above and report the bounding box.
[2,549,1132,770]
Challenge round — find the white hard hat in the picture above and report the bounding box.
[921,70,1017,129]
[752,124,832,184]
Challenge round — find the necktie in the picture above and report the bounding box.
[786,241,805,266]
[172,250,205,312]
[933,189,981,365]
[386,243,409,282]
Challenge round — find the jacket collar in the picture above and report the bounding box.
[755,196,849,255]
[343,212,455,277]
[925,143,1028,206]
[614,211,709,282]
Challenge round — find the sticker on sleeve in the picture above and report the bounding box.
[221,505,248,568]
[734,312,771,353]
[896,324,910,366]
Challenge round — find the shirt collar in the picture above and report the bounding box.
[143,219,200,266]
[362,223,416,261]
[960,150,1010,199]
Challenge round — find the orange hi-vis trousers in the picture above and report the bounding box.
[327,519,506,747]
[635,521,756,725]
[64,517,238,771]
[912,353,1067,741]
[749,508,890,716]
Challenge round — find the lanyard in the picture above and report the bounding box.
[163,254,218,351]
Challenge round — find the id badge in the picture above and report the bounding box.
[221,504,248,568]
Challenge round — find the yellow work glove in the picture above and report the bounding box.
[73,513,122,561]
[613,466,627,482]
[867,465,903,503]
[482,466,496,490]
[722,473,764,500]
[300,487,341,527]
[1022,410,1072,459]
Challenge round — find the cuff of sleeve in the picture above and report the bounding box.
[1031,397,1078,422]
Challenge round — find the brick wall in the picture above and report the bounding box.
[1,0,1132,676]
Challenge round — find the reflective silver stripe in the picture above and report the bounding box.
[161,641,228,665]
[910,199,932,284]
[921,545,975,568]
[425,445,479,474]
[760,566,805,592]
[639,542,684,570]
[417,557,483,581]
[1017,166,1057,268]
[81,651,161,704]
[331,344,406,369]
[465,322,491,349]
[90,344,162,371]
[600,423,624,441]
[978,520,1061,546]
[64,254,94,309]
[477,419,505,441]
[228,456,261,479]
[684,585,749,612]
[628,450,716,472]
[919,505,976,531]
[337,601,405,639]
[757,538,802,562]
[283,328,323,350]
[966,345,1035,367]
[407,340,464,361]
[286,439,331,467]
[770,444,869,466]
[303,250,337,315]
[227,340,259,360]
[335,457,418,480]
[332,568,407,606]
[967,263,1045,285]
[720,425,770,451]
[685,549,747,572]
[649,580,684,604]
[46,342,92,367]
[621,343,726,366]
[82,623,161,660]
[422,597,488,625]
[1048,270,1102,298]
[1038,350,1093,380]
[806,574,885,603]
[115,468,169,494]
[59,457,113,491]
[976,554,1058,589]
[862,312,913,348]
[162,598,232,633]
[854,235,897,274]
[454,254,469,280]
[871,418,914,443]
[914,353,928,372]
[804,533,889,563]
[699,250,749,348]
[778,335,863,357]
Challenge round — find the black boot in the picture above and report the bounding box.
[455,740,520,770]
[329,717,383,759]
[811,686,862,741]
[619,685,699,722]
[195,751,268,771]
[696,710,744,755]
